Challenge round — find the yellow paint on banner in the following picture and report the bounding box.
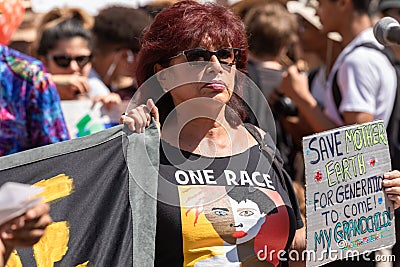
[75,261,89,266]
[5,250,22,267]
[33,174,74,203]
[33,221,69,267]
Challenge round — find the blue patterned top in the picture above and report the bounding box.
[0,45,70,156]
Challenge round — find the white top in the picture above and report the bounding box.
[323,28,397,127]
[88,68,111,98]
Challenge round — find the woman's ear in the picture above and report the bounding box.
[154,63,164,74]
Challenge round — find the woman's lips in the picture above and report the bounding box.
[203,80,227,90]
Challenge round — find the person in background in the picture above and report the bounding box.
[245,1,298,100]
[243,1,300,179]
[280,0,396,133]
[89,6,153,101]
[287,0,343,109]
[0,44,70,156]
[34,7,121,107]
[273,0,343,182]
[0,1,69,157]
[33,8,95,100]
[230,0,290,20]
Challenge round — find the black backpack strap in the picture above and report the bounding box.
[332,43,384,116]
[244,123,304,229]
[243,123,288,192]
[332,71,342,113]
[308,68,319,89]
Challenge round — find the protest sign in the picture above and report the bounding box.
[303,120,396,266]
[61,100,129,138]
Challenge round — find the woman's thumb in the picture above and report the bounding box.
[146,98,160,125]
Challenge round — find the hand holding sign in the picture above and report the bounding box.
[383,170,400,209]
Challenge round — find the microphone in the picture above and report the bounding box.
[374,16,400,46]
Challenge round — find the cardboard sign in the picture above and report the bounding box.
[303,120,396,266]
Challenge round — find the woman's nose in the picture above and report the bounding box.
[208,55,223,73]
[69,60,81,72]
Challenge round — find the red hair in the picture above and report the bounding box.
[136,0,248,86]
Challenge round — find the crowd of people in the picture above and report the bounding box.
[1,0,400,266]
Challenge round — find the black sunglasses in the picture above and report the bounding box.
[48,54,92,68]
[170,48,242,66]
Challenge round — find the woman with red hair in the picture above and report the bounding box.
[122,1,304,266]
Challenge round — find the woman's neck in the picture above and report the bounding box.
[162,110,254,157]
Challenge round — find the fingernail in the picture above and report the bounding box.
[26,209,35,219]
[1,232,9,239]
[384,173,390,178]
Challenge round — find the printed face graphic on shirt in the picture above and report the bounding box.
[229,198,266,244]
[203,194,236,244]
[204,187,275,245]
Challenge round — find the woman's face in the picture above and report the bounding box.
[158,43,238,107]
[45,37,92,77]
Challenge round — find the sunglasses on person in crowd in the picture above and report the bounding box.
[170,48,241,66]
[47,54,92,68]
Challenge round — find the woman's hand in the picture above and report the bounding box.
[0,202,52,248]
[291,226,306,252]
[52,74,90,100]
[279,65,312,103]
[93,93,122,110]
[383,170,400,209]
[120,99,159,133]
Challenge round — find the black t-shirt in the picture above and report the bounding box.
[155,140,302,267]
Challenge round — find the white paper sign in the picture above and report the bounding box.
[0,182,43,225]
[303,120,396,266]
